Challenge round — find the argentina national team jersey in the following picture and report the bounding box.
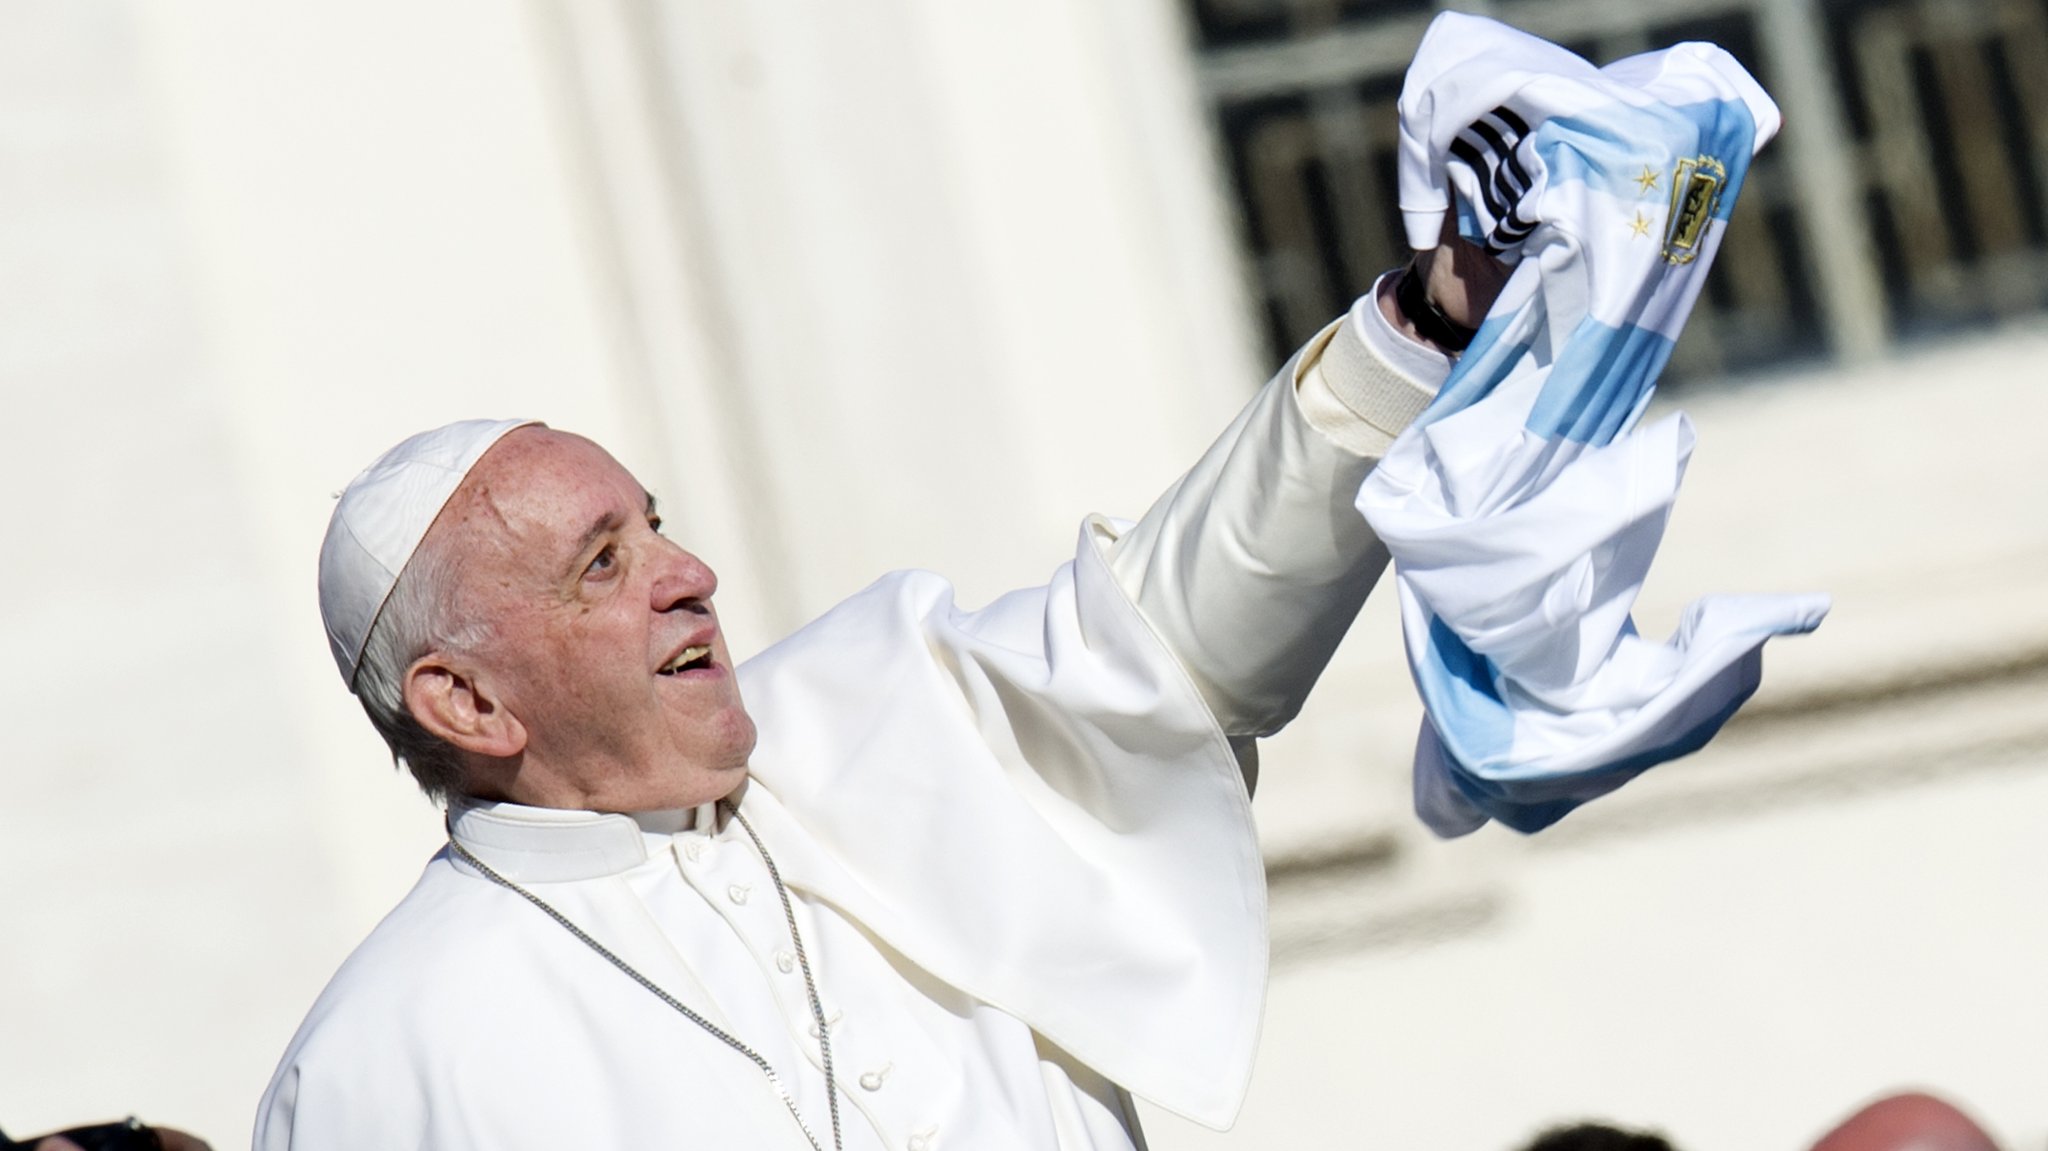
[1357,12,1833,836]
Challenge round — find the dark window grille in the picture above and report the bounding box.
[1188,0,2048,386]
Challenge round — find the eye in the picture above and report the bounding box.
[648,515,665,535]
[584,545,617,578]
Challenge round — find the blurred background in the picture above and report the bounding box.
[1,0,2044,1148]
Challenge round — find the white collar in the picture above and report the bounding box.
[446,797,720,883]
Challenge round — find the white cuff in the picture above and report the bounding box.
[1354,270,1455,390]
[1292,274,1448,457]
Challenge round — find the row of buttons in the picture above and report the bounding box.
[678,830,937,1150]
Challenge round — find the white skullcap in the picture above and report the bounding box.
[318,417,539,687]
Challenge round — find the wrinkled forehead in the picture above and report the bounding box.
[430,427,649,572]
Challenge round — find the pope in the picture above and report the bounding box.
[252,225,1501,1148]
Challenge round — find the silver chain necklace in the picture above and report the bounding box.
[447,799,844,1151]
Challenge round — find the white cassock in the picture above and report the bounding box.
[254,296,1444,1151]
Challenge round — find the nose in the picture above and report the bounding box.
[648,536,718,612]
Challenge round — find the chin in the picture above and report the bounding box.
[634,755,750,812]
[678,707,758,779]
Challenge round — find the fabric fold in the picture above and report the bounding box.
[1358,12,1829,837]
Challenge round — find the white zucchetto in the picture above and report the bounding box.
[318,418,538,687]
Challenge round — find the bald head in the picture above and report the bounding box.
[1808,1092,2002,1151]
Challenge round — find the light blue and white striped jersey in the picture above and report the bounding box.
[1357,13,1831,837]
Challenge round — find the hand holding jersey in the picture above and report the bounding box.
[1359,13,1832,836]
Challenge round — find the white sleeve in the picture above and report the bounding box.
[1105,286,1443,744]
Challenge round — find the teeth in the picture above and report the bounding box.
[660,645,712,675]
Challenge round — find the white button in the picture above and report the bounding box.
[681,838,706,862]
[726,884,751,905]
[858,1062,892,1092]
[775,949,796,973]
[907,1125,937,1151]
[808,1009,843,1039]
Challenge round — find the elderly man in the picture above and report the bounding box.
[253,236,1501,1150]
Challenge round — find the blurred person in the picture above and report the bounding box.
[1807,1091,2003,1151]
[0,1118,211,1151]
[1510,1090,2004,1151]
[250,212,1500,1147]
[1518,1123,1678,1151]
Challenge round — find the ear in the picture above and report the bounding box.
[403,654,528,760]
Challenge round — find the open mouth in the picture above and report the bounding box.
[657,645,715,676]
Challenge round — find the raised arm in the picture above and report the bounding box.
[1106,240,1502,763]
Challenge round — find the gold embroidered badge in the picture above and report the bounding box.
[1662,155,1726,265]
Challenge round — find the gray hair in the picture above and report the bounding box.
[351,533,492,803]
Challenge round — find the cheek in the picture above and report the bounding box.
[524,621,656,719]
